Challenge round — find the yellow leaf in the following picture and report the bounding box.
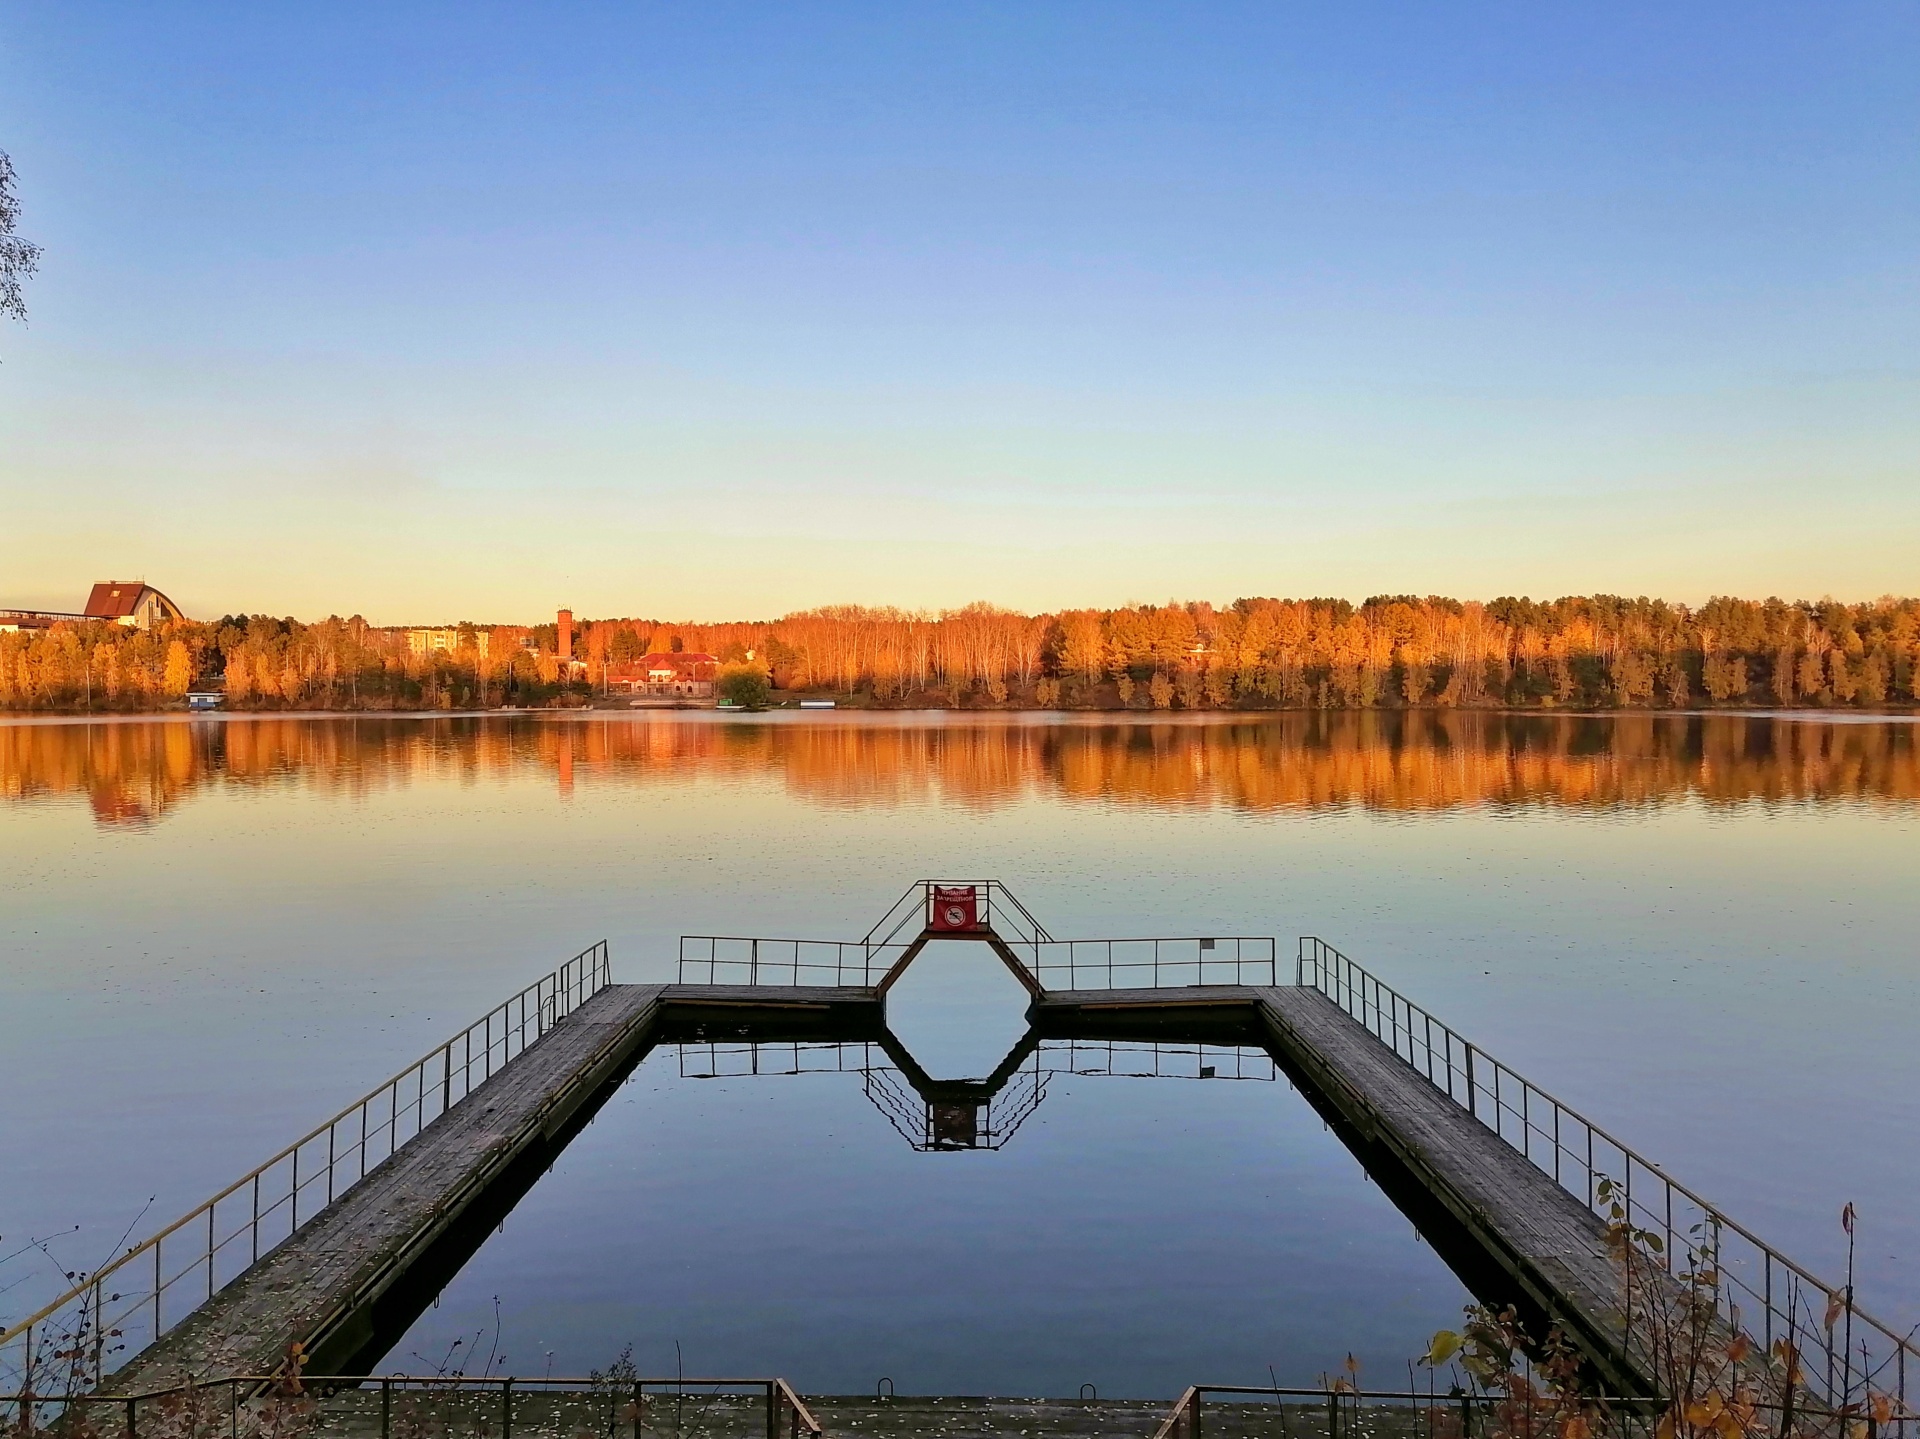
[1426,1330,1464,1367]
[1824,1292,1845,1331]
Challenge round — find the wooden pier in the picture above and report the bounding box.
[111,975,1647,1397]
[55,883,1908,1421]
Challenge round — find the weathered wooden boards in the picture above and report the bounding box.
[1033,985,1648,1396]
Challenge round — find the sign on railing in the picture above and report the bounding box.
[1297,936,1919,1417]
[0,942,612,1397]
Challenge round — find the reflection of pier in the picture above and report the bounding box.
[677,1037,1277,1151]
[8,881,1913,1420]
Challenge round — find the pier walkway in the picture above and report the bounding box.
[103,982,886,1390]
[8,881,1912,1422]
[110,983,668,1389]
[1033,985,1644,1394]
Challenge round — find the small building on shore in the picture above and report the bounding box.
[610,652,719,697]
[1,581,186,632]
[85,582,185,630]
[406,627,491,659]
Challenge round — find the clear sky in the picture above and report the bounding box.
[1,3,1915,625]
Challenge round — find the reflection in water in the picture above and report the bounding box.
[4,711,1917,827]
[679,1038,1277,1152]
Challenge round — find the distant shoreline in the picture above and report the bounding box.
[4,703,1917,726]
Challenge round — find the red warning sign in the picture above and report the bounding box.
[929,885,981,932]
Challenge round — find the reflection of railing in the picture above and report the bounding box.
[0,943,612,1395]
[679,1040,889,1078]
[1047,1040,1276,1081]
[1033,937,1276,989]
[862,1064,1047,1152]
[1298,937,1920,1415]
[675,1039,1272,1151]
[2,1374,821,1438]
[677,1039,1274,1083]
[675,936,899,986]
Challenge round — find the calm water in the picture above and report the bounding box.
[2,711,1916,1395]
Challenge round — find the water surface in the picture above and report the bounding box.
[1,712,1915,1393]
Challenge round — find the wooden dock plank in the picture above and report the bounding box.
[112,984,670,1390]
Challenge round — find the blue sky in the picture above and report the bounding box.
[1,3,1915,623]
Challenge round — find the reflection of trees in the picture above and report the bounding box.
[2,714,1916,828]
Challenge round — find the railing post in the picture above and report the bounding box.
[1465,1045,1477,1118]
[17,1323,32,1434]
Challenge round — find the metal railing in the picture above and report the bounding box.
[1297,937,1920,1415]
[676,879,1062,986]
[1155,1383,1908,1439]
[0,943,612,1396]
[1032,936,1276,990]
[1153,1385,1668,1439]
[675,935,900,986]
[862,879,1056,958]
[1,1373,820,1439]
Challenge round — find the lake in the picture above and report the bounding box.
[1,711,1915,1396]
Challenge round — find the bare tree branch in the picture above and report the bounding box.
[1,149,44,329]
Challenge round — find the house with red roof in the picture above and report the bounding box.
[0,581,185,633]
[608,652,719,697]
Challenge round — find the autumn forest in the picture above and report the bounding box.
[2,593,1918,713]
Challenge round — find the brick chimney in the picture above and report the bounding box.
[557,609,573,661]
